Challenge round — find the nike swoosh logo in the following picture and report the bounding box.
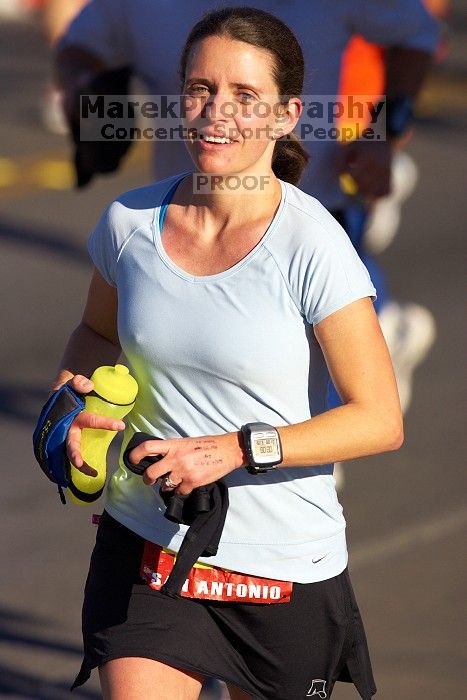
[312,555,328,564]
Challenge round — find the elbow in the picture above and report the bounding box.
[388,422,404,451]
[382,415,404,452]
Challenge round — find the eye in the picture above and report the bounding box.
[186,85,210,97]
[238,92,255,103]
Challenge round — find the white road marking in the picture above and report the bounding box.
[350,505,467,569]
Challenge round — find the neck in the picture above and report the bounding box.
[176,170,281,232]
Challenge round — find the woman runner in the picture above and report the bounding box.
[48,8,402,699]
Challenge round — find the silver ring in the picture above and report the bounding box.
[164,476,178,490]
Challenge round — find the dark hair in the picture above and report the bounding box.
[179,7,309,185]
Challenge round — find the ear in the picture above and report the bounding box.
[273,97,303,138]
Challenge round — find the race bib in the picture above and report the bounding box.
[140,541,292,604]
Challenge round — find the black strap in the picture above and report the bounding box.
[161,479,228,597]
[122,431,229,596]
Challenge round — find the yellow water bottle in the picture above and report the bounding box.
[68,364,138,505]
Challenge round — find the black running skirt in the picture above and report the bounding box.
[72,511,376,700]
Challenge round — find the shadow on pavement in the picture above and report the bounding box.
[0,606,226,699]
[0,217,89,265]
[0,607,99,699]
[0,667,99,700]
[0,383,48,424]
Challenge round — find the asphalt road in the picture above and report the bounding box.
[0,6,466,700]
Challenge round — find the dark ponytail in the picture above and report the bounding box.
[179,7,309,185]
[272,133,309,186]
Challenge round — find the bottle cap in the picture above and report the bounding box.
[90,364,138,405]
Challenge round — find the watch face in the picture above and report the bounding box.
[251,429,281,464]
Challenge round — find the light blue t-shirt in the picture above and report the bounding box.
[88,172,376,582]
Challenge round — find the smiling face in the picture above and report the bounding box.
[182,35,300,177]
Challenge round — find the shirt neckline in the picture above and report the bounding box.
[152,171,287,283]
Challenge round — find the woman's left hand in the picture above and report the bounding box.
[127,432,245,495]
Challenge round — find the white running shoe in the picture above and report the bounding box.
[364,151,419,254]
[378,302,437,413]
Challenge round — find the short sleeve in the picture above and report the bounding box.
[347,0,439,52]
[57,0,130,68]
[300,218,376,326]
[87,203,121,287]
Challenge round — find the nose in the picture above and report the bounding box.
[201,90,231,122]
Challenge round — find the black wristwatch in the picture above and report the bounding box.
[240,423,283,474]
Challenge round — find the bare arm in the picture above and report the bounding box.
[52,268,124,471]
[54,45,108,124]
[52,267,121,391]
[385,46,433,99]
[44,0,90,47]
[337,46,435,198]
[276,297,403,464]
[54,45,108,91]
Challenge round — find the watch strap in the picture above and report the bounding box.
[240,422,282,474]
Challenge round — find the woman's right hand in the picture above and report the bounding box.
[66,374,125,475]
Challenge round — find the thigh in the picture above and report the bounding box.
[99,656,203,700]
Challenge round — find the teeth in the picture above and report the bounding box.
[203,135,233,144]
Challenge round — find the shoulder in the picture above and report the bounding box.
[281,180,339,227]
[104,172,189,232]
[268,182,376,325]
[268,180,350,255]
[87,172,190,283]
